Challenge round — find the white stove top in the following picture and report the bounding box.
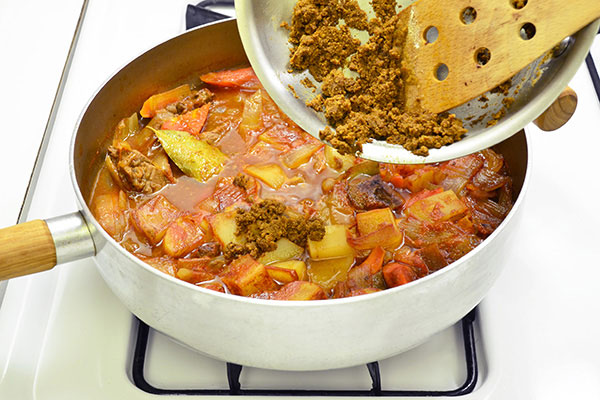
[1,1,600,399]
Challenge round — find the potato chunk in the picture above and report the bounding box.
[265,265,299,284]
[258,238,303,265]
[221,255,278,296]
[162,213,207,257]
[308,225,354,260]
[271,260,307,281]
[406,190,468,223]
[209,211,244,247]
[244,164,287,189]
[281,141,323,169]
[324,145,355,172]
[272,281,327,300]
[132,195,180,244]
[92,191,129,240]
[308,256,354,290]
[356,208,395,236]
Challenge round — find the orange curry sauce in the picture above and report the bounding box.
[89,67,514,300]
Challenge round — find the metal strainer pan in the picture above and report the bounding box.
[235,0,600,164]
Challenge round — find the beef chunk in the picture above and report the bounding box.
[347,175,404,210]
[106,145,169,194]
[166,88,214,114]
[197,242,222,258]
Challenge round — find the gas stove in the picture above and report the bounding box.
[1,1,600,399]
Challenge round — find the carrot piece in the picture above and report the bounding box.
[200,67,259,88]
[140,84,192,118]
[383,262,418,288]
[161,104,210,136]
[345,247,385,291]
[362,246,386,274]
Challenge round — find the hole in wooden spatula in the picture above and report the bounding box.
[475,47,491,66]
[510,0,528,9]
[435,63,449,81]
[460,7,477,25]
[520,23,536,40]
[424,26,439,44]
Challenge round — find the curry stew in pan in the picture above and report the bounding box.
[89,68,514,300]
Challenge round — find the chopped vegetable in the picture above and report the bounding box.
[383,262,418,288]
[113,113,140,145]
[281,141,323,169]
[383,263,417,287]
[209,211,244,247]
[348,223,403,250]
[271,260,308,281]
[272,281,327,300]
[152,128,227,182]
[161,104,210,136]
[243,163,287,189]
[258,238,303,265]
[343,247,386,292]
[324,145,355,172]
[131,195,181,244]
[405,190,468,223]
[92,191,129,240]
[265,265,299,283]
[200,67,259,88]
[221,255,278,296]
[308,225,354,260]
[140,84,192,118]
[238,90,263,139]
[308,256,354,290]
[162,213,208,257]
[356,208,396,236]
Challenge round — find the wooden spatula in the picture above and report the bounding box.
[400,0,600,114]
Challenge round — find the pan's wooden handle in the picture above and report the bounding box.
[0,220,57,280]
[534,86,578,132]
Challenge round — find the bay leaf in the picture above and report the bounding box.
[151,127,227,182]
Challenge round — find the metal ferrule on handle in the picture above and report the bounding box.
[0,211,95,281]
[46,212,96,265]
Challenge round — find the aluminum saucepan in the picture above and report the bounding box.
[0,19,529,371]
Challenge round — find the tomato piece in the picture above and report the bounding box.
[200,67,259,88]
[161,104,210,136]
[383,262,418,288]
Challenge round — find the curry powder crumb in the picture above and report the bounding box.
[223,199,325,260]
[286,0,467,156]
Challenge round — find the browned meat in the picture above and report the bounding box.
[346,175,404,210]
[166,88,215,114]
[106,145,170,194]
[197,242,222,258]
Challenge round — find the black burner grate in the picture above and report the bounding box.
[131,308,478,397]
[585,28,600,104]
[185,0,233,29]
